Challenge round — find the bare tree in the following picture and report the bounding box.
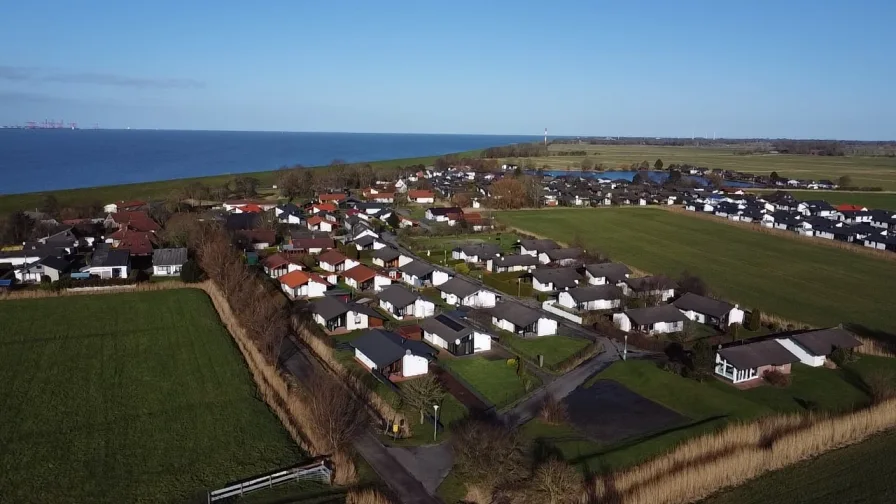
[303,372,367,453]
[401,375,445,425]
[529,459,582,504]
[450,417,530,496]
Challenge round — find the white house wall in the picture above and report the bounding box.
[533,278,553,292]
[431,270,451,286]
[473,332,492,352]
[613,313,632,332]
[355,349,378,370]
[536,318,558,336]
[493,317,516,333]
[402,355,429,377]
[346,311,369,331]
[776,338,824,367]
[413,299,435,318]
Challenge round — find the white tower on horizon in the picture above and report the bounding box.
[544,128,548,146]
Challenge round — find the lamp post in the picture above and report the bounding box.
[433,404,440,442]
[623,334,628,361]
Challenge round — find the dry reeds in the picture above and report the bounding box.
[344,487,396,504]
[293,318,408,431]
[587,399,896,504]
[0,280,189,300]
[855,336,896,358]
[539,395,568,425]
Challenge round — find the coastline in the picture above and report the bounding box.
[0,150,478,216]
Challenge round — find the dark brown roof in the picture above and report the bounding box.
[791,327,862,356]
[672,293,734,318]
[567,285,623,302]
[718,340,799,369]
[624,275,677,292]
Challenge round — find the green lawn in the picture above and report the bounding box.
[440,356,538,408]
[755,190,896,211]
[502,334,590,368]
[701,429,896,504]
[708,364,870,414]
[0,290,303,504]
[403,232,520,254]
[498,208,896,335]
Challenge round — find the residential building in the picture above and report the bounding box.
[775,327,862,367]
[351,329,436,379]
[491,302,558,337]
[715,339,799,384]
[14,256,70,283]
[613,304,688,334]
[311,297,386,333]
[532,267,582,292]
[378,284,435,319]
[486,254,539,273]
[81,247,130,279]
[672,293,745,327]
[279,270,330,299]
[152,248,188,276]
[584,262,631,285]
[420,313,492,356]
[436,277,498,308]
[557,285,623,311]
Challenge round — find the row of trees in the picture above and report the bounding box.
[480,144,548,158]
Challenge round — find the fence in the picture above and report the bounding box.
[541,300,583,324]
[207,460,332,502]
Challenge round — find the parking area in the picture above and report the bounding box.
[564,380,686,444]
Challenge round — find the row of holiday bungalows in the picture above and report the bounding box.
[685,192,896,252]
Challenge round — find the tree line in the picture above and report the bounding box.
[480,144,548,158]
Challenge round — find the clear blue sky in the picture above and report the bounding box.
[1,0,894,139]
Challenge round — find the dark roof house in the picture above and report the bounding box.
[351,329,436,367]
[672,293,735,318]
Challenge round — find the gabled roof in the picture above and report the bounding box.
[279,270,329,289]
[624,275,677,292]
[372,247,401,261]
[311,296,351,320]
[584,262,631,282]
[622,304,688,325]
[342,264,377,283]
[518,239,559,253]
[262,253,291,269]
[409,190,435,199]
[567,284,623,302]
[399,260,435,278]
[531,267,582,289]
[318,249,347,266]
[291,237,335,250]
[426,207,463,217]
[351,329,436,367]
[492,254,539,267]
[672,293,734,318]
[718,340,799,369]
[436,277,482,298]
[311,203,337,212]
[276,203,303,216]
[108,211,160,232]
[419,313,474,341]
[378,284,420,307]
[319,193,347,202]
[546,248,582,260]
[353,235,377,247]
[90,248,130,268]
[791,327,862,356]
[152,248,188,266]
[492,301,542,327]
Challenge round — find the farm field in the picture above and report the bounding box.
[498,208,896,335]
[510,144,896,190]
[701,429,896,504]
[0,289,303,504]
[754,189,896,211]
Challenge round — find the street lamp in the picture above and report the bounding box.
[433,404,440,442]
[623,334,628,361]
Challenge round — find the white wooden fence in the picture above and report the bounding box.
[207,460,332,502]
[542,300,583,324]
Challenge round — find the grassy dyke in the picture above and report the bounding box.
[498,208,896,335]
[0,289,303,504]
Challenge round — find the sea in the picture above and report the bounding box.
[0,130,539,195]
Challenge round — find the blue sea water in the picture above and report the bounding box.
[0,130,539,195]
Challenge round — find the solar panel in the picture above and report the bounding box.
[436,314,466,332]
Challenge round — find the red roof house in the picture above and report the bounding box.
[835,204,867,212]
[318,193,347,203]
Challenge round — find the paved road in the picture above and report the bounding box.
[278,335,441,504]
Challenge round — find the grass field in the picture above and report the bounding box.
[503,334,591,368]
[701,429,896,504]
[440,356,538,408]
[515,144,896,190]
[498,208,896,334]
[531,358,876,474]
[0,290,303,504]
[754,189,896,211]
[0,151,473,216]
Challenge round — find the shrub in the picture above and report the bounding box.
[179,259,204,283]
[539,395,568,425]
[453,262,470,275]
[763,369,791,387]
[747,308,762,331]
[864,370,896,403]
[830,347,858,367]
[661,360,685,376]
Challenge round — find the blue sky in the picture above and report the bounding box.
[1,0,894,139]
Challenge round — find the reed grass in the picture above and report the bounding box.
[588,399,896,504]
[344,487,396,504]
